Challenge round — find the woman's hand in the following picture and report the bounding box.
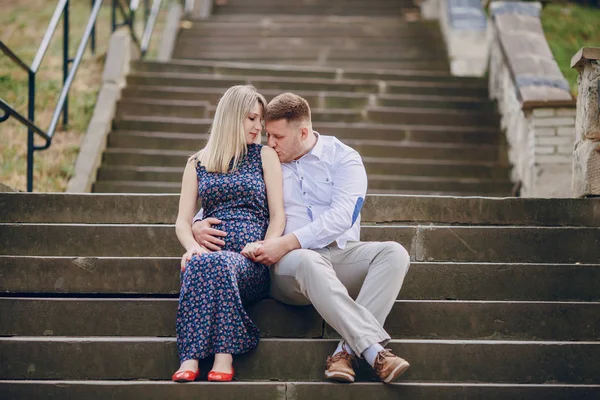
[241,242,263,261]
[181,245,209,272]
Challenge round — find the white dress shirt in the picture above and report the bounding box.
[283,132,366,249]
[193,132,367,250]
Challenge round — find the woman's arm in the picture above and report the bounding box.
[176,159,204,251]
[261,146,285,240]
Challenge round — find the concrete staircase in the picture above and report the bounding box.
[3,1,599,398]
[1,193,600,398]
[93,0,512,196]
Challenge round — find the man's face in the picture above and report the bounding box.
[266,119,304,163]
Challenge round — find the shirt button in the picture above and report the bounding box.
[300,176,303,180]
[326,178,330,182]
[303,192,306,195]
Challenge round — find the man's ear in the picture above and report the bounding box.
[300,126,310,140]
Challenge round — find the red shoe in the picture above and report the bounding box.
[207,368,235,382]
[172,369,199,382]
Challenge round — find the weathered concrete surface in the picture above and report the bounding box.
[0,298,323,339]
[0,381,287,400]
[2,381,599,400]
[1,224,599,262]
[1,338,599,383]
[157,3,182,62]
[327,300,600,341]
[4,297,599,341]
[66,30,132,193]
[2,193,600,225]
[571,47,600,197]
[3,257,599,301]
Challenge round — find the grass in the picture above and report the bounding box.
[0,0,171,192]
[541,2,600,94]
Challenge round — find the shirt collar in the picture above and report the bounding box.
[307,131,323,160]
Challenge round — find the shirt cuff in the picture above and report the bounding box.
[192,209,204,224]
[292,226,314,249]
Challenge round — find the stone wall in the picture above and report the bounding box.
[436,0,492,76]
[488,1,576,197]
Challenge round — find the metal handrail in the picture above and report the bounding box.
[0,0,162,192]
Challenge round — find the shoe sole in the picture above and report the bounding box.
[383,361,410,383]
[325,370,355,383]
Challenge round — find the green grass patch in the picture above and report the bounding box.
[541,2,600,94]
[1,0,171,192]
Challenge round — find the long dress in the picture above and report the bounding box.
[176,143,270,362]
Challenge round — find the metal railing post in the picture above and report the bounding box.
[62,0,70,127]
[27,72,36,192]
[91,0,96,54]
[112,0,117,31]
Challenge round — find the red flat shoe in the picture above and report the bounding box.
[207,368,235,382]
[172,369,199,382]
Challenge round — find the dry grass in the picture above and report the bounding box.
[0,0,171,192]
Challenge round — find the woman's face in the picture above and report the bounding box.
[243,101,263,144]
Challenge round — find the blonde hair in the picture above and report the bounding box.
[194,85,266,173]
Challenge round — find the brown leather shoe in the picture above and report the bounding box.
[325,350,356,383]
[373,349,410,383]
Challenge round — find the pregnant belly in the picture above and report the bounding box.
[213,218,267,252]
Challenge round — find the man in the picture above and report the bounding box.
[193,93,411,383]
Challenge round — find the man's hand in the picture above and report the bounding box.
[254,235,300,266]
[181,244,209,272]
[192,217,227,251]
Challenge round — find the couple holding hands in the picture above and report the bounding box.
[173,85,411,384]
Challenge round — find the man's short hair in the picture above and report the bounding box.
[265,92,311,123]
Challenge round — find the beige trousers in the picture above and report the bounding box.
[270,241,410,355]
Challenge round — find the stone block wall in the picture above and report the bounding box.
[488,1,576,197]
[437,0,492,76]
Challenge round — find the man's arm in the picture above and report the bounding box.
[292,151,367,249]
[253,150,367,265]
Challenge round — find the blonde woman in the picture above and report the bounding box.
[172,85,285,382]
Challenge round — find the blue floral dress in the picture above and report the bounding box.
[176,143,270,362]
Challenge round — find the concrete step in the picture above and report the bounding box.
[3,193,598,226]
[3,298,598,341]
[126,72,485,98]
[1,337,599,383]
[212,4,417,17]
[117,101,364,123]
[101,142,504,165]
[3,381,600,400]
[367,175,513,194]
[92,180,509,196]
[179,19,441,38]
[2,256,599,301]
[131,60,477,84]
[111,112,502,144]
[1,224,599,263]
[96,160,509,183]
[115,99,497,127]
[365,107,498,127]
[170,57,450,72]
[173,38,447,53]
[122,86,370,109]
[105,131,502,155]
[122,84,494,112]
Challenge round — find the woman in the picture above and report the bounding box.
[172,85,285,382]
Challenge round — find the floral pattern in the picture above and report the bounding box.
[176,143,270,361]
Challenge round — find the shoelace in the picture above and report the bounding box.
[374,349,395,371]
